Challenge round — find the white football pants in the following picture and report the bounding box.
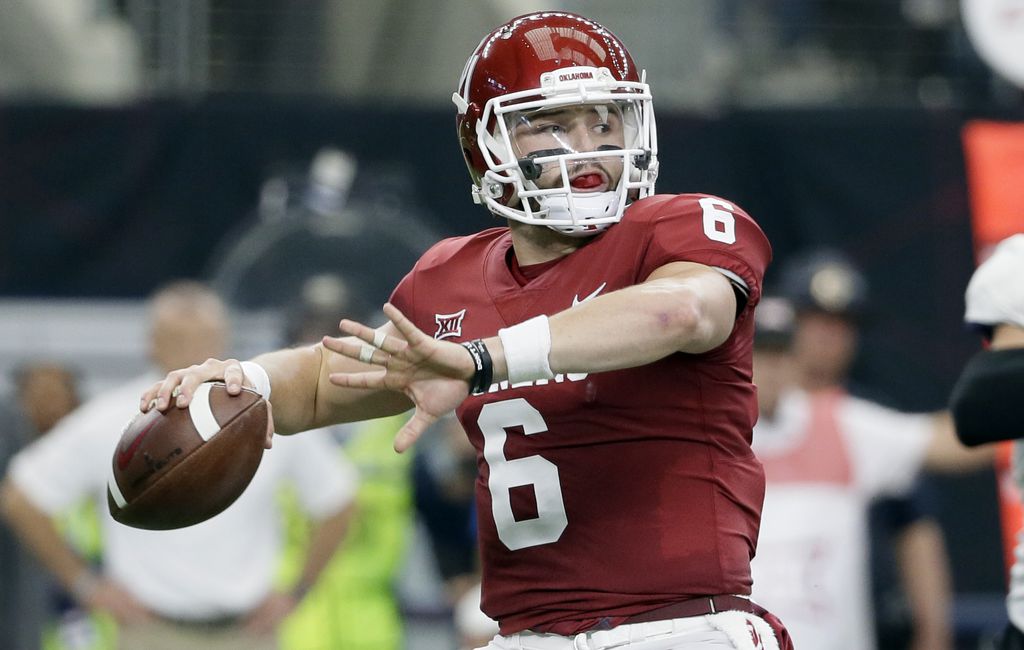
[478,611,779,650]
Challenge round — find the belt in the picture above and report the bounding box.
[159,614,241,629]
[621,595,757,625]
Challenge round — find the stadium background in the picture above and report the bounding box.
[0,0,1022,648]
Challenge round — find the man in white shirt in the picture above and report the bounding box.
[0,281,357,650]
[750,306,936,650]
[749,253,989,650]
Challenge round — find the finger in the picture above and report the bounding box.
[338,319,409,355]
[139,382,164,412]
[329,370,390,391]
[263,401,275,450]
[393,409,435,453]
[152,373,185,412]
[172,371,211,409]
[359,343,376,364]
[382,303,428,347]
[322,336,390,367]
[336,318,379,346]
[222,358,244,394]
[172,358,232,408]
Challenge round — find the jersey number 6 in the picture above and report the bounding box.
[479,399,568,551]
[699,197,737,244]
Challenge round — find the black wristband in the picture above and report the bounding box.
[461,339,493,395]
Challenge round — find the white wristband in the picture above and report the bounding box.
[498,315,554,384]
[239,361,272,400]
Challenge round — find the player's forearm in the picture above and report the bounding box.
[486,268,736,379]
[254,341,410,434]
[249,344,324,434]
[0,480,90,592]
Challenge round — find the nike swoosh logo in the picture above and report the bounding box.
[116,417,158,470]
[572,282,607,307]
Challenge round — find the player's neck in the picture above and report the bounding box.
[508,220,587,265]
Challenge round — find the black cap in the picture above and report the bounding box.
[754,296,796,350]
[778,249,868,320]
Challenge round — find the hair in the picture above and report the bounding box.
[149,280,227,322]
[147,280,230,371]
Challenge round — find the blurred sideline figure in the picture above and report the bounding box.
[0,362,82,650]
[412,412,479,603]
[275,414,411,650]
[276,273,414,650]
[12,364,116,650]
[749,250,990,650]
[410,412,481,643]
[0,281,357,650]
[12,363,82,434]
[950,234,1024,649]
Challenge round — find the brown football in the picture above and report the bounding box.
[107,382,268,530]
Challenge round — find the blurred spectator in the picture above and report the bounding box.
[950,234,1024,649]
[0,0,139,102]
[276,414,412,650]
[283,273,372,346]
[749,250,990,650]
[412,413,479,605]
[275,277,414,650]
[0,280,357,650]
[13,363,82,435]
[0,361,82,650]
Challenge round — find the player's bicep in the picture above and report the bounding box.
[642,261,737,353]
[640,195,770,314]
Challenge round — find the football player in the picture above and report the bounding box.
[950,234,1024,650]
[143,12,792,650]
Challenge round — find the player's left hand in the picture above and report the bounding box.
[322,303,474,453]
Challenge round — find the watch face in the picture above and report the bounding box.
[962,0,1024,88]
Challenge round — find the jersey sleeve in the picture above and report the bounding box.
[388,235,472,333]
[389,268,418,325]
[838,397,933,497]
[636,194,772,310]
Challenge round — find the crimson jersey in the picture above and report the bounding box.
[390,193,771,634]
